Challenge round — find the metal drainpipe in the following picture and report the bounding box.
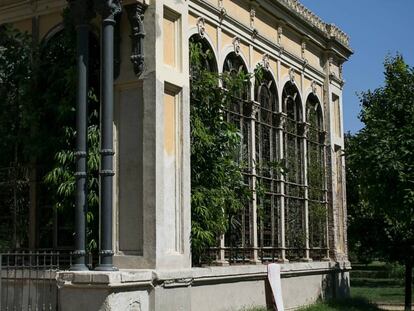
[70,0,94,271]
[95,0,122,271]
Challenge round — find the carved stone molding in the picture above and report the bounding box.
[251,28,258,39]
[275,112,287,130]
[196,17,206,38]
[232,37,241,55]
[311,80,317,95]
[262,54,270,70]
[94,0,122,20]
[218,0,227,22]
[126,2,147,77]
[298,122,310,138]
[277,25,283,45]
[289,68,295,84]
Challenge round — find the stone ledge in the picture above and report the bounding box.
[56,260,351,289]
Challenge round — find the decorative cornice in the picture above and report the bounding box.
[277,0,350,48]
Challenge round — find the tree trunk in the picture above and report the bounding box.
[405,256,413,311]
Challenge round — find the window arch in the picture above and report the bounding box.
[189,34,218,74]
[282,81,306,260]
[254,69,280,259]
[306,94,327,259]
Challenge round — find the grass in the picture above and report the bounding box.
[242,298,381,311]
[351,283,413,304]
[298,298,381,311]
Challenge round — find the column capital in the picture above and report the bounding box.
[94,0,122,20]
[68,0,95,26]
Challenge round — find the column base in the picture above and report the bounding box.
[300,257,313,263]
[95,264,119,271]
[69,264,90,271]
[211,260,230,266]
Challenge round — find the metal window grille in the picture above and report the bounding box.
[283,85,306,261]
[306,98,329,260]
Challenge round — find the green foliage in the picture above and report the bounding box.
[40,11,100,250]
[346,55,414,259]
[190,41,250,264]
[346,55,414,309]
[0,12,100,250]
[0,24,33,166]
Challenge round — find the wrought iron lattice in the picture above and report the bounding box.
[255,71,282,261]
[306,96,328,260]
[282,83,306,260]
[223,52,253,263]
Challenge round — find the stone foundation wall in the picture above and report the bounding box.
[57,261,351,311]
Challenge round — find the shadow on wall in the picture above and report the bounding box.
[322,270,351,300]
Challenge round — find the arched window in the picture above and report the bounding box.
[282,81,305,260]
[37,29,100,249]
[306,94,327,260]
[222,52,251,260]
[189,35,218,74]
[254,69,280,260]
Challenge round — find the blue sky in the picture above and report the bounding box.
[300,0,414,133]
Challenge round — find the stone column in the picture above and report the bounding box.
[70,0,94,271]
[95,0,122,271]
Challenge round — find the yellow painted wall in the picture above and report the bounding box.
[12,18,31,34]
[281,29,302,58]
[164,14,176,67]
[205,22,217,51]
[223,0,250,27]
[188,12,197,28]
[39,12,62,40]
[164,90,176,156]
[255,11,277,42]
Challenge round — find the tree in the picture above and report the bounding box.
[346,55,414,311]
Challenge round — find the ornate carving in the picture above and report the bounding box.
[251,101,260,119]
[262,54,270,70]
[277,25,283,45]
[275,112,287,130]
[301,39,307,59]
[232,37,241,55]
[69,0,95,26]
[250,7,256,28]
[94,0,122,20]
[251,28,258,39]
[196,17,206,38]
[289,68,295,83]
[328,56,336,77]
[218,0,227,21]
[298,122,310,138]
[311,80,317,95]
[126,2,147,77]
[339,63,343,79]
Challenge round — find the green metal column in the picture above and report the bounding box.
[95,0,122,271]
